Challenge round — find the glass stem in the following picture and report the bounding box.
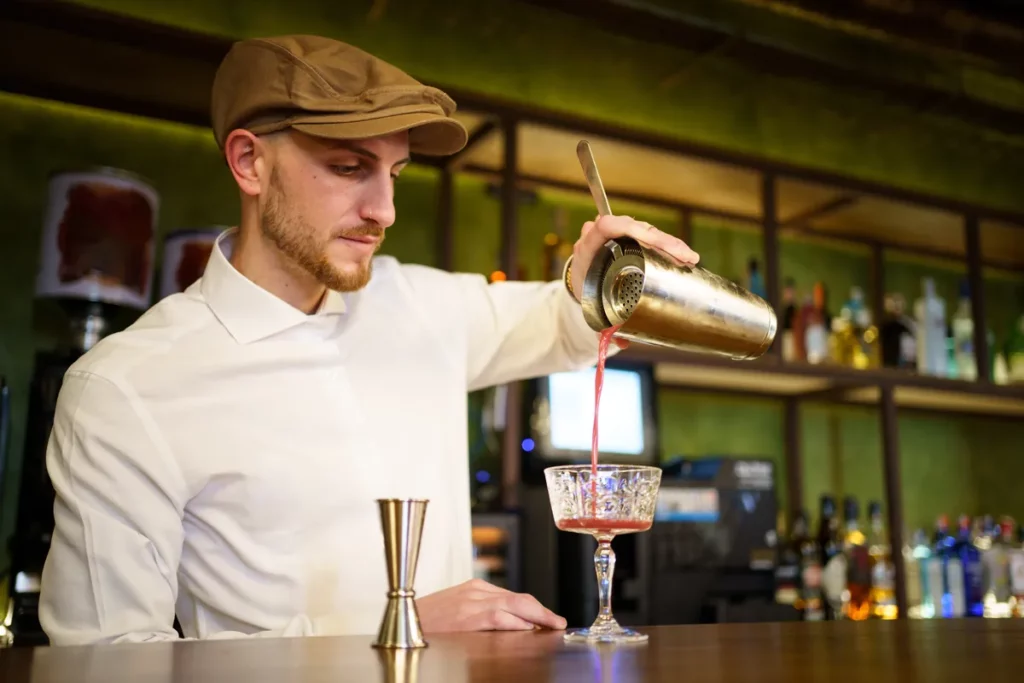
[594,539,616,626]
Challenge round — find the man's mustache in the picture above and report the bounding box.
[334,225,385,240]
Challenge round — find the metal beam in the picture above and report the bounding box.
[879,387,907,618]
[499,117,522,510]
[783,397,803,526]
[445,120,498,171]
[762,173,781,360]
[780,195,859,228]
[965,215,991,382]
[513,0,1024,139]
[460,164,762,225]
[436,168,454,271]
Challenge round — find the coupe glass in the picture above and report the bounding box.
[544,464,662,644]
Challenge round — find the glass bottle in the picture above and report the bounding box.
[817,495,844,620]
[867,501,897,619]
[842,496,872,621]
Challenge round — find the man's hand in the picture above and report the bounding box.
[415,579,567,633]
[569,215,699,349]
[569,214,700,303]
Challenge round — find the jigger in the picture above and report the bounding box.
[373,498,429,649]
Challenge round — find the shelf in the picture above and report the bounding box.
[621,346,1024,417]
[456,120,763,220]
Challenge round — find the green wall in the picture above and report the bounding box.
[3,92,1023,571]
[64,0,1024,217]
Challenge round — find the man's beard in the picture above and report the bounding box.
[260,172,384,293]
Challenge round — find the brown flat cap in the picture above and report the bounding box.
[210,35,468,156]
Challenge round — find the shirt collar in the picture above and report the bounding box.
[200,228,347,344]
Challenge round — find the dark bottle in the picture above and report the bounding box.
[880,293,915,369]
[842,496,872,621]
[816,495,843,620]
[795,510,824,621]
[774,514,802,610]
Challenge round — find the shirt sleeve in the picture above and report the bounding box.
[38,370,358,645]
[452,274,612,392]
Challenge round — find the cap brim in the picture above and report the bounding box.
[289,112,468,157]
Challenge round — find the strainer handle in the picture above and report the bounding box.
[577,140,612,218]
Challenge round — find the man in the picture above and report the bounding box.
[38,35,698,645]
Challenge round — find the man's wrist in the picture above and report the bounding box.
[562,255,578,302]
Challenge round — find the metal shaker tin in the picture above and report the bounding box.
[581,237,777,360]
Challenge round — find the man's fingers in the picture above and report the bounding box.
[595,215,699,265]
[499,593,568,630]
[467,578,507,594]
[487,610,536,631]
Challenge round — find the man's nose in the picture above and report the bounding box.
[358,176,397,228]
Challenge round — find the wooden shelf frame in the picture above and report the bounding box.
[3,0,1024,621]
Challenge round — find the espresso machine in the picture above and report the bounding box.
[6,167,159,646]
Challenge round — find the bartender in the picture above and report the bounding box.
[38,34,699,645]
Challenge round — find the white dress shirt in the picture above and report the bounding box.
[39,229,605,645]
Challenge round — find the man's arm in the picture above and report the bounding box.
[38,371,348,645]
[455,215,700,391]
[455,275,605,391]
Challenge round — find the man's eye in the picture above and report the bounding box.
[331,165,361,176]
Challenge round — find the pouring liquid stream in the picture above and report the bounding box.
[590,324,621,518]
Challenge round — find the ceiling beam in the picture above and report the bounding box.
[514,0,1024,140]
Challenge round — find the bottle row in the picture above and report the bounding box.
[773,274,1024,384]
[904,514,1024,619]
[774,495,1024,621]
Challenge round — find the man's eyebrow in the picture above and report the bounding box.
[326,140,411,166]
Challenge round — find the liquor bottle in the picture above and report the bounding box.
[798,511,825,622]
[850,287,881,369]
[829,287,864,367]
[993,352,1010,385]
[983,518,1015,618]
[932,515,959,618]
[541,206,574,281]
[793,292,812,362]
[905,529,929,619]
[829,303,857,367]
[747,258,767,300]
[805,284,830,365]
[780,278,798,363]
[952,514,984,617]
[1010,524,1024,617]
[1008,314,1024,385]
[914,277,947,377]
[842,497,872,620]
[774,513,801,609]
[951,280,977,381]
[880,293,916,369]
[867,501,897,619]
[817,495,845,620]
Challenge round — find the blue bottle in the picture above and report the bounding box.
[932,516,957,618]
[953,514,984,617]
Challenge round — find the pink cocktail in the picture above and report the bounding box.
[544,464,662,644]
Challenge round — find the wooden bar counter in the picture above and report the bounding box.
[3,620,1023,682]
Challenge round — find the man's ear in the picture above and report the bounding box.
[224,129,267,197]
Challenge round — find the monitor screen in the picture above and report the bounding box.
[545,367,646,456]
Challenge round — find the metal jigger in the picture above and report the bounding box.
[373,499,428,649]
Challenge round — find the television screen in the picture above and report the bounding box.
[547,367,646,456]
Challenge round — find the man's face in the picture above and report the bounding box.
[259,130,410,292]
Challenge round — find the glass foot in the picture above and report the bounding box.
[563,619,648,644]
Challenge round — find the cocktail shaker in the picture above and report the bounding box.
[575,140,777,360]
[579,237,777,359]
[373,499,428,649]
